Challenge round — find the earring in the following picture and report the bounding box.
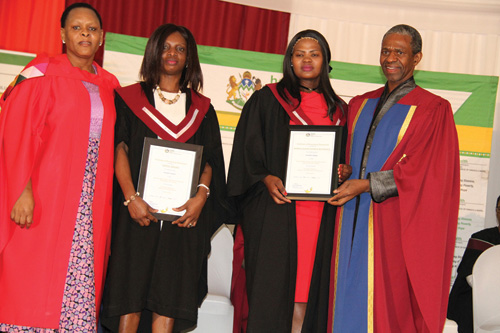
[62,40,65,44]
[99,42,102,46]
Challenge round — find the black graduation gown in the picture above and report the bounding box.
[447,227,500,333]
[227,86,346,332]
[101,83,227,332]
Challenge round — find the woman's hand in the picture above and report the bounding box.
[338,164,353,183]
[115,142,157,227]
[127,197,158,227]
[171,191,208,228]
[262,175,291,204]
[172,162,212,228]
[11,181,35,228]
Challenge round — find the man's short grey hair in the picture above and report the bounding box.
[383,24,422,55]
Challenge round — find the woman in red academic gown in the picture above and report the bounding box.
[0,3,119,331]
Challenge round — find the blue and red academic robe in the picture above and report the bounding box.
[329,86,460,333]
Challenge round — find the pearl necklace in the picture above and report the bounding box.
[156,86,181,105]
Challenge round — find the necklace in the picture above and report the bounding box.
[156,86,181,105]
[299,84,319,92]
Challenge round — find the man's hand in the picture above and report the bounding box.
[327,179,370,206]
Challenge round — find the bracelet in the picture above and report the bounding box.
[124,192,140,206]
[197,184,210,198]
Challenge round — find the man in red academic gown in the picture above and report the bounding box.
[328,24,460,333]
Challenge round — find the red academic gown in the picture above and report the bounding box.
[329,86,460,332]
[0,54,119,328]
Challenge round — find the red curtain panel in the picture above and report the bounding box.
[0,0,65,56]
[66,0,290,60]
[0,0,289,63]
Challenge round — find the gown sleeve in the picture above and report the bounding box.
[447,244,480,332]
[393,96,460,331]
[114,93,132,147]
[0,76,51,251]
[227,89,271,198]
[199,103,229,229]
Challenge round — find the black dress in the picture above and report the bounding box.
[101,83,227,332]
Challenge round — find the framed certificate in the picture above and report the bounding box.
[137,137,203,221]
[284,125,343,201]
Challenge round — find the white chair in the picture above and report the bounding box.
[190,224,234,333]
[443,319,458,332]
[472,245,500,332]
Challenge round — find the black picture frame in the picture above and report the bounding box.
[283,125,343,201]
[137,137,203,221]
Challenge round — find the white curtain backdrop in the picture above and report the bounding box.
[221,0,500,226]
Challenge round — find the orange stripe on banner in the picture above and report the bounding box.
[456,125,492,154]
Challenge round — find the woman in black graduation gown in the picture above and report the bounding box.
[447,195,500,333]
[101,24,227,333]
[227,29,350,332]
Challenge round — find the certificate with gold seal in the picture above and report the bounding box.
[137,138,203,221]
[284,125,343,201]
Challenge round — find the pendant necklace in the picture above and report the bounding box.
[300,84,319,92]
